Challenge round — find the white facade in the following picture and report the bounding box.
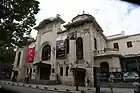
[11,46,28,81]
[107,32,140,56]
[12,13,140,86]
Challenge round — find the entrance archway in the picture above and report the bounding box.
[71,68,86,86]
[40,64,51,80]
[100,62,109,73]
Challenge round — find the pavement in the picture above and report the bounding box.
[0,80,135,93]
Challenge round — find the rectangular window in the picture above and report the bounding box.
[113,43,119,50]
[17,52,21,66]
[33,69,36,73]
[94,38,97,50]
[127,41,132,48]
[60,67,63,76]
[52,68,55,73]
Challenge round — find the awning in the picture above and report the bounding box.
[33,61,51,67]
[33,61,39,65]
[70,68,86,72]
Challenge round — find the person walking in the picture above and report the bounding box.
[86,76,90,87]
[26,76,29,84]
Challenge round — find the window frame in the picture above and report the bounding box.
[127,41,132,48]
[42,44,51,61]
[76,37,84,60]
[113,43,119,50]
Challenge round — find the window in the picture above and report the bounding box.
[33,69,36,73]
[76,37,83,60]
[64,38,69,54]
[60,67,63,76]
[127,41,132,48]
[52,68,55,73]
[42,44,51,61]
[113,43,119,50]
[66,66,69,76]
[94,38,97,50]
[17,52,21,66]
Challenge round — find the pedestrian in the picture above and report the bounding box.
[11,76,15,82]
[86,76,90,87]
[24,75,27,83]
[26,76,29,84]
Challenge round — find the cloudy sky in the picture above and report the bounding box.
[31,0,140,37]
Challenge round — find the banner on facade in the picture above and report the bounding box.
[26,43,35,63]
[26,47,35,63]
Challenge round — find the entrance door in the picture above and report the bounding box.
[40,64,51,80]
[14,71,18,77]
[73,68,86,86]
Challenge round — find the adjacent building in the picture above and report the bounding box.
[12,13,140,86]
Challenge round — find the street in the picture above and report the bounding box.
[1,81,135,93]
[2,84,65,93]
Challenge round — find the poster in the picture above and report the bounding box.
[56,40,66,58]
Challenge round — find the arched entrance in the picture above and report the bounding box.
[100,62,109,81]
[100,62,109,73]
[71,68,86,86]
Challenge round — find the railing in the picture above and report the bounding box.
[94,48,121,57]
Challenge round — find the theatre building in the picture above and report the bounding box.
[12,13,140,86]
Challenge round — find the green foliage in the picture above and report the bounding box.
[0,47,15,63]
[0,0,40,64]
[0,0,40,48]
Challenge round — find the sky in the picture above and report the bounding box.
[31,0,140,38]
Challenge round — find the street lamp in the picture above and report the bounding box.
[135,54,140,83]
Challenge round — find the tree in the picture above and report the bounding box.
[0,0,40,48]
[0,0,39,78]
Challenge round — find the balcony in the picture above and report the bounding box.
[94,48,121,57]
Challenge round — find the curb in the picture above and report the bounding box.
[1,81,88,93]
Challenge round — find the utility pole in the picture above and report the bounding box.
[135,54,140,83]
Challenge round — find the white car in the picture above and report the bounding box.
[123,72,139,82]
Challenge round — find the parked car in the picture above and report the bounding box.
[123,72,139,82]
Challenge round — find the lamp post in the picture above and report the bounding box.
[135,54,140,83]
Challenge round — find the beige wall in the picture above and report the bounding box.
[12,46,28,81]
[35,21,62,80]
[107,34,140,55]
[95,56,121,72]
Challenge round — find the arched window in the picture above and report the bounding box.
[60,67,63,76]
[100,62,109,73]
[42,44,51,61]
[76,37,83,60]
[66,66,69,76]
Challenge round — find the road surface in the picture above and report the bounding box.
[2,84,67,93]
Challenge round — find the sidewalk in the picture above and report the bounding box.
[1,80,134,93]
